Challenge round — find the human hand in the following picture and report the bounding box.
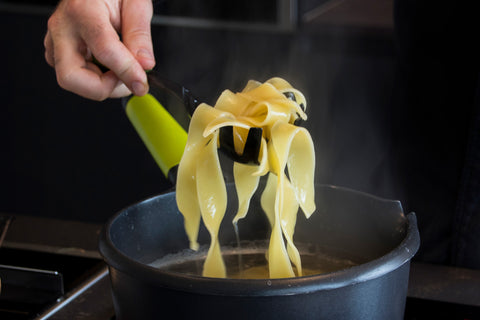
[44,0,155,101]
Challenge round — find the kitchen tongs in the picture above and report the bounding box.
[123,72,263,184]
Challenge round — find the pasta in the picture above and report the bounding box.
[176,78,316,278]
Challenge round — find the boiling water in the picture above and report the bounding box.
[150,241,359,279]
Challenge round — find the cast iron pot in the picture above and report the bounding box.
[99,184,419,320]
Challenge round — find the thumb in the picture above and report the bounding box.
[121,0,155,70]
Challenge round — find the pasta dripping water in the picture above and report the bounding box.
[176,78,316,278]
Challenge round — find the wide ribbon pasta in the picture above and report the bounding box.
[176,78,315,278]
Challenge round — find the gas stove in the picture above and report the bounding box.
[1,214,479,320]
[0,214,113,319]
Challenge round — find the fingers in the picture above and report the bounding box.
[44,30,54,67]
[44,0,154,100]
[110,82,132,98]
[52,30,121,101]
[121,0,155,71]
[79,18,149,97]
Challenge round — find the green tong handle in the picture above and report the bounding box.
[125,93,188,183]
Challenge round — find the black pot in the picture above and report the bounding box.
[99,184,419,320]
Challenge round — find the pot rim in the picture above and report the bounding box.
[98,185,420,297]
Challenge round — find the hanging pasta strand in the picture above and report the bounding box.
[196,129,227,278]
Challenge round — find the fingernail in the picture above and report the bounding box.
[132,81,147,96]
[137,49,155,65]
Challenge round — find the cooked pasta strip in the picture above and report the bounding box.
[254,137,269,176]
[270,122,316,218]
[260,172,302,278]
[268,213,296,278]
[176,105,231,250]
[233,162,261,224]
[196,129,227,278]
[267,125,307,278]
[260,172,277,228]
[280,176,302,276]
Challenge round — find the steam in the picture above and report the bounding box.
[152,3,397,200]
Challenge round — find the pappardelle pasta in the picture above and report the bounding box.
[176,78,316,279]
